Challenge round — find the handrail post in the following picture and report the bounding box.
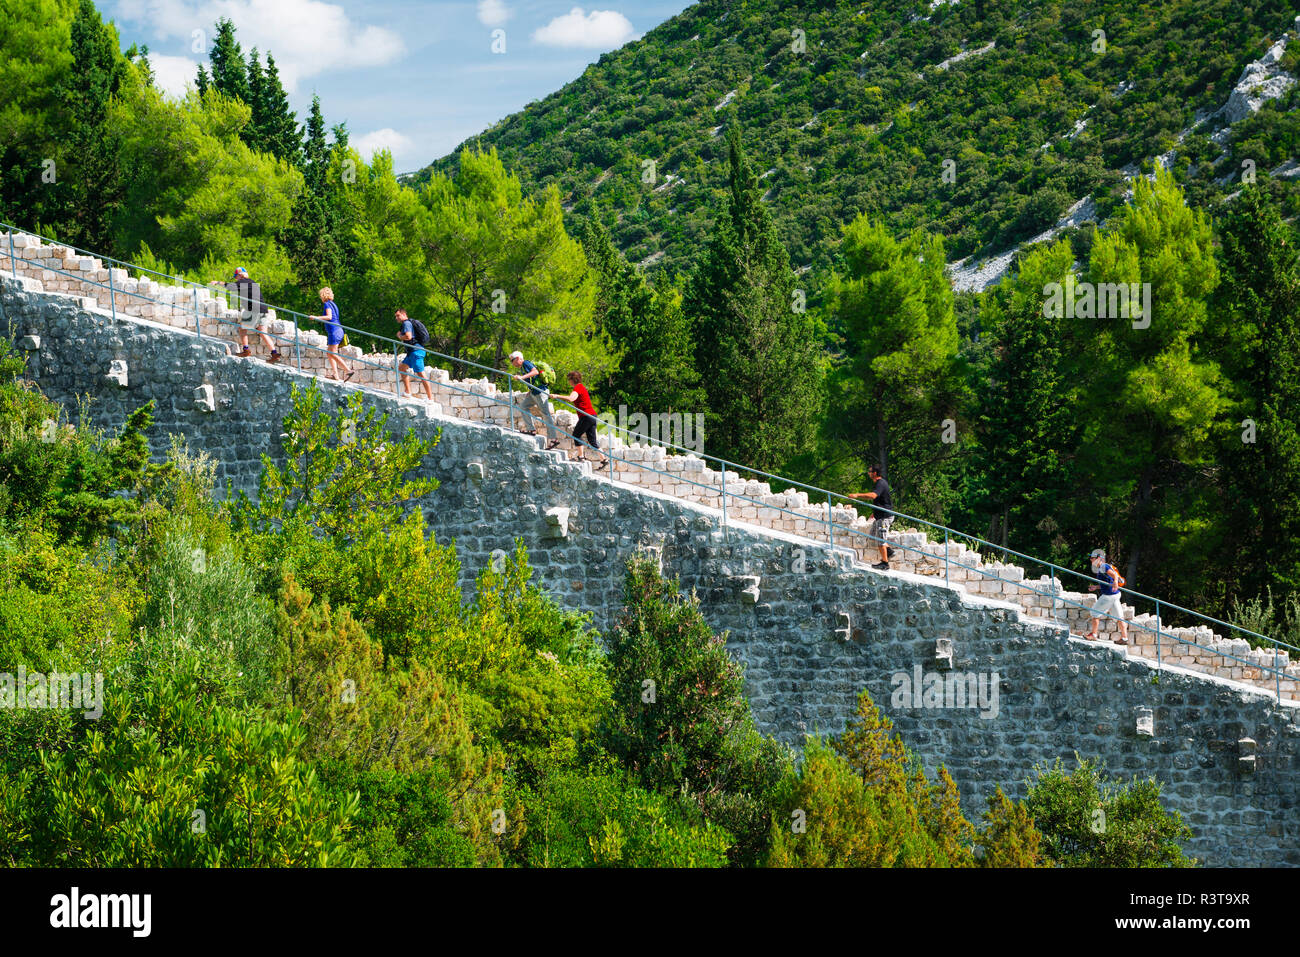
[394,344,400,395]
[721,461,728,539]
[194,284,201,339]
[7,229,15,278]
[1049,566,1055,621]
[107,263,117,322]
[827,493,834,549]
[508,375,516,432]
[1155,599,1162,672]
[946,530,951,590]
[295,322,301,371]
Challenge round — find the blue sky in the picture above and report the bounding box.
[101,1,693,173]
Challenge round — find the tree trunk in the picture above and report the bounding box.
[1126,467,1153,587]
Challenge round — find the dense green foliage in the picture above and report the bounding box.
[1024,756,1196,867]
[424,0,1300,276]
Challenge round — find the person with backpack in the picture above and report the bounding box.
[559,370,607,469]
[509,350,559,449]
[847,464,894,570]
[208,267,283,362]
[306,287,353,381]
[1084,549,1129,645]
[395,309,434,400]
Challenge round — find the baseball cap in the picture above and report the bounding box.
[1089,549,1105,559]
[233,266,249,278]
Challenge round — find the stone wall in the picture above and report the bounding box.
[2,272,1298,866]
[3,230,1295,701]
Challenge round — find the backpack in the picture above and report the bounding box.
[409,318,431,348]
[1097,562,1126,588]
[535,360,556,389]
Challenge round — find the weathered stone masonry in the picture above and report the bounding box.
[2,277,1297,866]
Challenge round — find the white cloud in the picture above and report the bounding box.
[476,0,508,27]
[112,0,406,92]
[148,53,201,99]
[532,7,636,49]
[353,127,415,163]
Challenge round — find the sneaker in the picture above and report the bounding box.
[267,350,282,363]
[872,561,890,570]
[237,346,252,358]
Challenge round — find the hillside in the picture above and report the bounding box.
[417,0,1300,279]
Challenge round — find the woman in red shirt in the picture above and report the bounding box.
[561,371,607,469]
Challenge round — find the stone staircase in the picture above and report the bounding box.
[3,229,1296,702]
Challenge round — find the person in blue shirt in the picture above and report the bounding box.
[307,287,353,381]
[1085,549,1129,644]
[395,309,433,400]
[509,350,559,448]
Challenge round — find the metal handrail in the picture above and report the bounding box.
[2,223,1295,697]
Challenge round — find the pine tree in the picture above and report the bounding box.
[53,0,125,251]
[682,125,824,471]
[208,18,248,103]
[283,96,342,294]
[581,219,699,417]
[825,216,962,515]
[975,239,1078,552]
[1215,188,1300,600]
[195,63,210,96]
[245,49,267,140]
[259,55,300,163]
[1076,169,1223,589]
[303,96,329,190]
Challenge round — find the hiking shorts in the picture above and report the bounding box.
[871,515,894,543]
[1092,592,1122,618]
[401,349,426,375]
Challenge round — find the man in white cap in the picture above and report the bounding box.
[509,350,559,449]
[1084,549,1128,644]
[208,266,282,362]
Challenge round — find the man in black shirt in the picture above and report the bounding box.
[848,464,894,570]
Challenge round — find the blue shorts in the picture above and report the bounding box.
[325,323,345,346]
[401,349,426,374]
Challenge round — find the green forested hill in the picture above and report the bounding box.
[418,0,1300,275]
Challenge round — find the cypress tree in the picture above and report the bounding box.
[260,55,301,164]
[54,0,125,251]
[1215,188,1300,600]
[208,18,249,103]
[581,219,698,417]
[682,125,823,471]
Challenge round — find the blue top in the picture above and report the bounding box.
[520,359,547,395]
[1093,563,1119,596]
[399,319,422,355]
[323,300,341,331]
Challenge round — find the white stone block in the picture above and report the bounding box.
[105,360,128,388]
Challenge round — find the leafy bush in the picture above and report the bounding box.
[3,671,357,867]
[513,764,732,868]
[603,553,789,864]
[1024,755,1195,867]
[0,529,139,673]
[272,575,514,865]
[132,529,275,709]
